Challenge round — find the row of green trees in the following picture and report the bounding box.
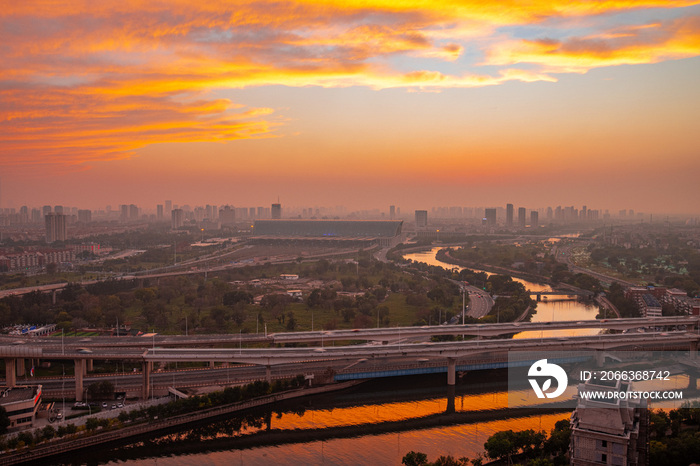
[402,420,571,466]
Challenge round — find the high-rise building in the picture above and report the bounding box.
[518,207,526,227]
[165,200,172,215]
[157,204,164,220]
[271,203,282,219]
[45,213,67,243]
[54,205,63,214]
[390,205,396,220]
[42,205,52,217]
[120,204,129,221]
[506,204,514,226]
[485,208,497,226]
[219,206,235,226]
[77,209,92,223]
[415,210,428,228]
[171,209,184,229]
[530,211,539,228]
[129,204,139,220]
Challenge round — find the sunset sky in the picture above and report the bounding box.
[1,1,699,215]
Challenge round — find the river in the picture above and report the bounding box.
[403,247,601,339]
[76,376,569,465]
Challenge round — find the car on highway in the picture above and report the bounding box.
[102,402,108,408]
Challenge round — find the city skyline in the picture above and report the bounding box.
[1,1,699,214]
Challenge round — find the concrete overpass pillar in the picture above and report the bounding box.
[594,351,605,367]
[688,375,697,390]
[690,342,698,359]
[209,361,216,368]
[86,359,94,372]
[447,358,456,386]
[16,358,25,377]
[4,359,16,388]
[74,359,85,401]
[265,365,272,383]
[142,361,152,400]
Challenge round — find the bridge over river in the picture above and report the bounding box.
[2,317,698,400]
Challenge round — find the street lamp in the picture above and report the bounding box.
[84,389,91,415]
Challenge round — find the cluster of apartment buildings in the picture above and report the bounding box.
[0,248,76,272]
[625,286,700,317]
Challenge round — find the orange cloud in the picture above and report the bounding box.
[1,0,699,171]
[486,16,700,72]
[0,86,275,169]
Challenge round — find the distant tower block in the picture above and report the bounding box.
[390,205,396,220]
[485,208,497,226]
[271,203,282,219]
[415,210,428,228]
[506,203,514,226]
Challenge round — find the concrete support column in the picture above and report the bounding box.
[266,365,272,383]
[209,361,216,368]
[74,359,85,401]
[688,375,697,391]
[447,358,456,386]
[142,361,152,400]
[86,359,94,372]
[594,351,605,367]
[690,342,698,359]
[4,359,16,388]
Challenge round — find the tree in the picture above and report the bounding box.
[0,406,10,435]
[402,451,429,466]
[46,262,58,275]
[484,430,518,462]
[85,417,99,432]
[286,312,297,331]
[307,289,323,308]
[41,425,56,440]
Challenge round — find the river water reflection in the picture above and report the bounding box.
[403,247,601,339]
[91,376,569,466]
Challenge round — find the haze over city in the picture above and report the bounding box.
[1,1,699,215]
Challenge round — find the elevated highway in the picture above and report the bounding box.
[2,316,694,351]
[3,322,699,401]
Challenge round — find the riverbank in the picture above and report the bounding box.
[436,248,552,286]
[0,380,364,465]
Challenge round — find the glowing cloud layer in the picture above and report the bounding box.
[1,0,699,169]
